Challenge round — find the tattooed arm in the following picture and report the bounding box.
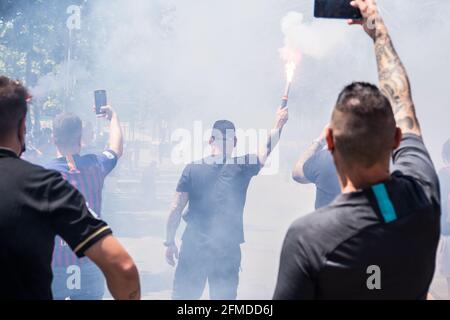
[350,0,421,136]
[165,192,189,266]
[292,129,327,184]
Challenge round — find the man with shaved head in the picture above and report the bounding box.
[274,0,440,300]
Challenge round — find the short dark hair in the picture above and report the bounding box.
[443,139,450,163]
[212,120,236,140]
[0,76,28,137]
[331,82,396,168]
[53,112,82,149]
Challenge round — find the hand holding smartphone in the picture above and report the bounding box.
[314,0,362,20]
[94,90,107,115]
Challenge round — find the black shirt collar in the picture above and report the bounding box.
[0,147,18,158]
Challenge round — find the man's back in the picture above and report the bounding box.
[274,135,441,299]
[0,149,112,299]
[46,151,118,217]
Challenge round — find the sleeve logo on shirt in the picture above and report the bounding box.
[103,151,115,160]
[366,265,382,290]
[86,202,100,220]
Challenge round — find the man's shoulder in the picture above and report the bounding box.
[289,206,345,239]
[288,198,374,253]
[74,154,104,171]
[17,158,63,185]
[79,153,100,163]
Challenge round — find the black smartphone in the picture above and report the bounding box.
[314,0,362,20]
[94,90,107,114]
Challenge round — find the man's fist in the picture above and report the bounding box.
[275,107,289,130]
[165,244,179,267]
[348,0,382,40]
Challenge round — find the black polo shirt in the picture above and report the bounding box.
[274,134,441,300]
[0,148,112,300]
[176,154,261,246]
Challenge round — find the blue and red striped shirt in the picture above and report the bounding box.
[46,150,118,267]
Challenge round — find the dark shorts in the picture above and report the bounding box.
[52,262,105,300]
[173,240,241,300]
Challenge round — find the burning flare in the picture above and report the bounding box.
[285,61,297,84]
[279,45,301,108]
[280,53,300,109]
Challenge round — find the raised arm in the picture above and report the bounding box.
[165,192,189,266]
[258,107,289,167]
[350,0,421,136]
[292,126,327,184]
[98,105,124,158]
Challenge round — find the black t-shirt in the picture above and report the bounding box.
[176,154,261,246]
[0,148,112,300]
[274,134,441,300]
[303,149,340,209]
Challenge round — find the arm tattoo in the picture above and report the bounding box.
[397,117,415,130]
[128,289,140,300]
[375,30,421,136]
[293,138,325,183]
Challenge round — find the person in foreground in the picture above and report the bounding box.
[165,108,288,300]
[273,0,441,300]
[0,76,141,300]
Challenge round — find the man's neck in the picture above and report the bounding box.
[339,166,391,193]
[0,140,20,157]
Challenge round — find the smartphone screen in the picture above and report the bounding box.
[314,0,362,20]
[94,90,107,114]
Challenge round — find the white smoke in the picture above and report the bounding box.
[31,61,90,100]
[280,11,349,60]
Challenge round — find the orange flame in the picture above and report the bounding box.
[280,47,301,84]
[286,61,296,83]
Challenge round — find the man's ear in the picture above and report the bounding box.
[234,136,237,148]
[393,127,402,150]
[326,127,335,153]
[209,136,215,145]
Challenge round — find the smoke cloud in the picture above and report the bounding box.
[3,0,450,300]
[280,11,348,60]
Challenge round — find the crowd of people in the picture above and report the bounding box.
[0,0,447,300]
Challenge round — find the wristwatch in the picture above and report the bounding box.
[163,240,176,247]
